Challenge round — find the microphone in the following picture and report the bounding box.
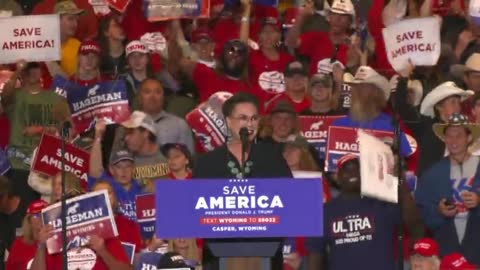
[239,127,250,177]
[239,127,249,147]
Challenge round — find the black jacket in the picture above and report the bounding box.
[193,142,292,270]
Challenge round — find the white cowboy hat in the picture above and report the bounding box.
[450,53,480,79]
[344,66,391,99]
[420,81,474,118]
[433,113,480,142]
[389,75,424,106]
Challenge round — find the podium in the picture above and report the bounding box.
[205,238,282,270]
[153,178,324,270]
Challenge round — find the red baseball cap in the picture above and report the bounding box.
[78,40,101,55]
[283,8,298,28]
[210,0,224,8]
[336,154,358,171]
[261,7,280,30]
[191,27,214,43]
[440,253,476,270]
[413,238,439,257]
[27,199,48,215]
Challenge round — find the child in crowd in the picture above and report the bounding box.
[162,143,193,180]
[88,149,143,221]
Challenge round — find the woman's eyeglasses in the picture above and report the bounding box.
[230,115,260,124]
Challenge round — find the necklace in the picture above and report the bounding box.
[227,160,253,179]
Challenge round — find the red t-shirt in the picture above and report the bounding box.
[121,0,168,41]
[0,115,10,148]
[265,93,311,114]
[115,214,143,252]
[249,50,293,103]
[211,16,261,55]
[5,237,37,270]
[298,32,348,76]
[69,76,108,87]
[367,0,395,77]
[192,63,251,102]
[166,171,193,179]
[46,237,129,270]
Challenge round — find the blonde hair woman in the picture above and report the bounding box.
[167,238,201,266]
[6,200,48,269]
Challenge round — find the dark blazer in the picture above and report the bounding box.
[193,142,292,270]
[416,158,480,265]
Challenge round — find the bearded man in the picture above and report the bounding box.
[328,66,416,171]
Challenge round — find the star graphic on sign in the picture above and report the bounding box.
[117,106,122,110]
[99,223,104,228]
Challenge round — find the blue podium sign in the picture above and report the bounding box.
[155,178,323,239]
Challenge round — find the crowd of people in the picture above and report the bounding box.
[1,0,480,269]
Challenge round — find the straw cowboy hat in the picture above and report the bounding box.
[344,66,391,99]
[389,75,424,106]
[420,81,474,118]
[433,113,480,141]
[450,53,480,79]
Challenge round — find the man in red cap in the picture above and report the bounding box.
[306,154,422,270]
[410,238,441,270]
[190,27,217,69]
[440,253,477,270]
[71,40,103,86]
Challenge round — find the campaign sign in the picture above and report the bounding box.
[136,193,156,239]
[186,92,232,153]
[358,130,398,203]
[52,75,130,133]
[135,252,162,270]
[299,115,345,159]
[0,15,61,64]
[31,133,89,182]
[107,0,131,12]
[146,0,210,21]
[121,242,136,264]
[325,126,393,172]
[41,190,118,254]
[382,17,441,72]
[155,178,323,239]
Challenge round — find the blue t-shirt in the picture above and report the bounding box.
[88,172,143,221]
[307,196,400,270]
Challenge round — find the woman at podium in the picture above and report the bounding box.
[193,92,292,270]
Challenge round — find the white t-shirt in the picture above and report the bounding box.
[450,155,479,242]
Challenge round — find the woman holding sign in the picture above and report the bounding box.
[5,200,48,270]
[193,92,292,270]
